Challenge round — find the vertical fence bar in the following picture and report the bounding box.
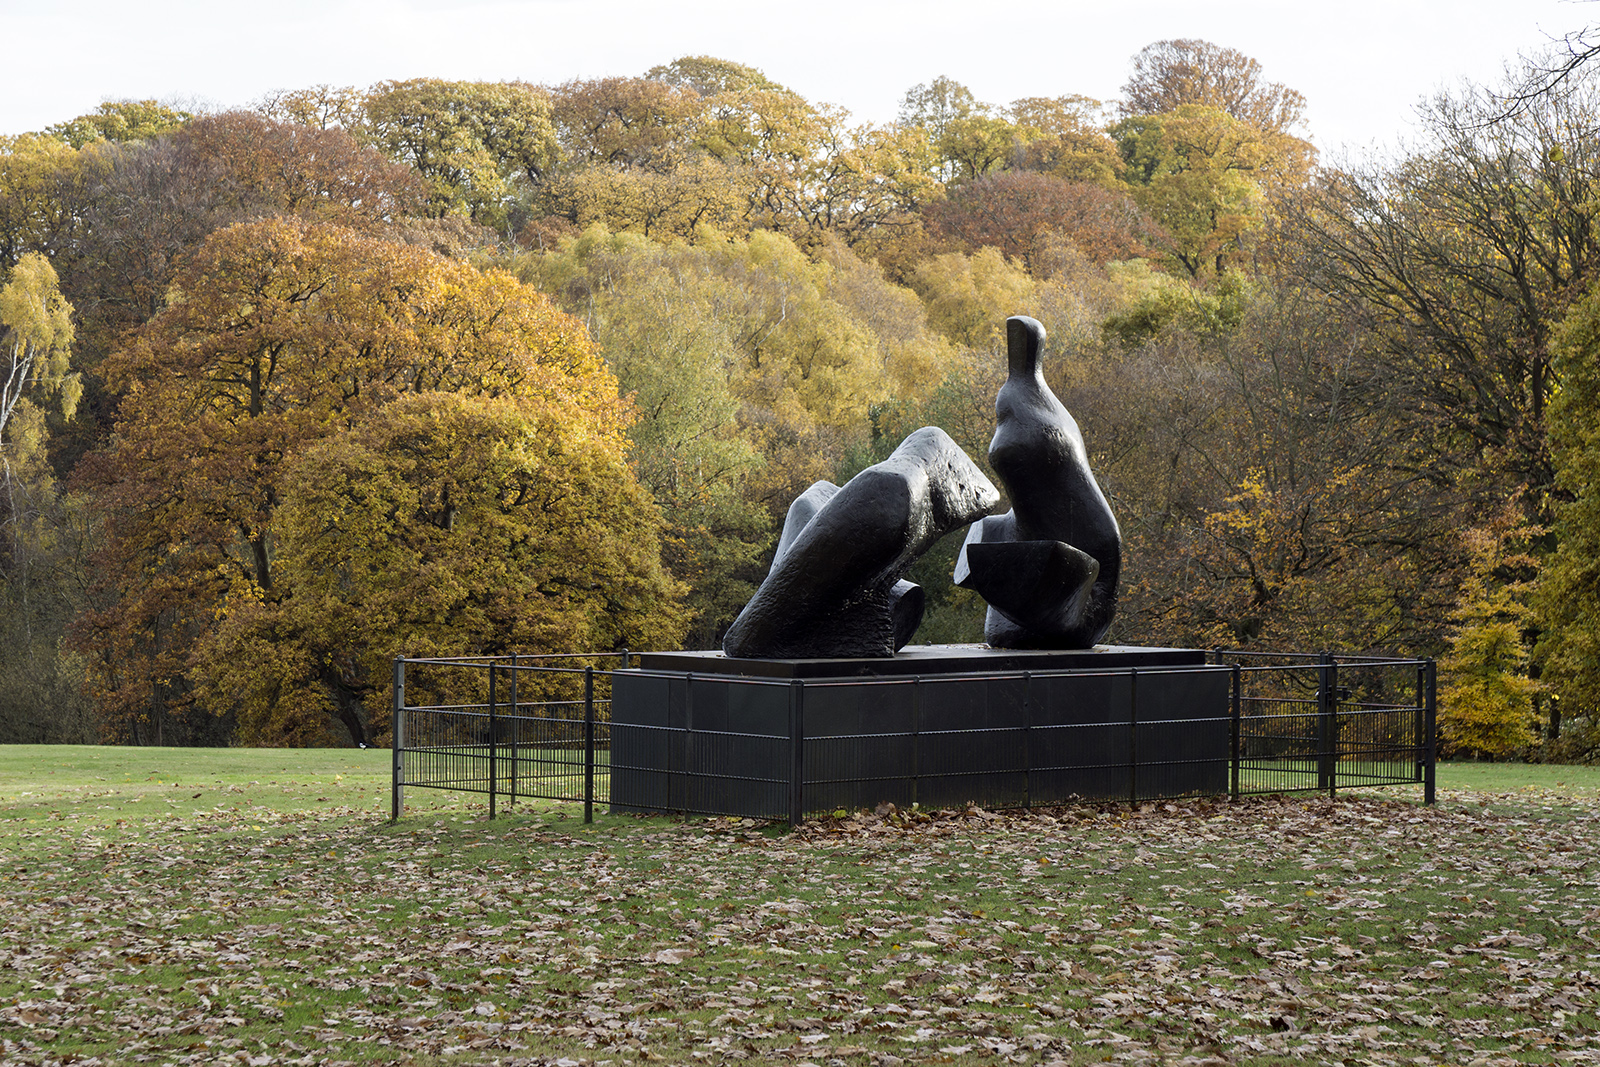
[1230,663,1242,800]
[1424,658,1437,806]
[391,657,406,822]
[683,673,695,818]
[584,666,595,824]
[1128,667,1139,806]
[1414,662,1427,784]
[508,655,519,806]
[1317,654,1333,795]
[1328,655,1340,799]
[619,647,629,670]
[910,676,921,813]
[487,664,498,820]
[789,680,805,829]
[1022,671,1032,810]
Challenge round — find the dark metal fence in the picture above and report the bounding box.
[1216,651,1436,803]
[390,651,628,822]
[391,650,1435,823]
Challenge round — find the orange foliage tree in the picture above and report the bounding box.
[75,216,683,745]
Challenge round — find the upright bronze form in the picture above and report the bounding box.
[954,316,1121,648]
[722,426,999,658]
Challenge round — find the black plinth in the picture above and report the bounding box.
[610,645,1230,820]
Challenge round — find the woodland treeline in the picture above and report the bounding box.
[1,42,1595,758]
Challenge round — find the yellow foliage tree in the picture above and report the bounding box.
[1439,521,1542,757]
[910,246,1037,348]
[0,252,78,492]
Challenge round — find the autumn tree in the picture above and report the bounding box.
[0,253,77,500]
[1076,281,1462,653]
[549,76,704,171]
[256,84,367,130]
[208,392,683,746]
[514,223,951,644]
[1295,64,1600,504]
[1534,281,1600,759]
[75,217,682,745]
[177,111,424,227]
[361,79,558,231]
[45,99,194,147]
[1120,39,1306,133]
[898,77,1017,184]
[1009,95,1123,185]
[0,253,92,743]
[909,246,1036,348]
[924,171,1151,271]
[1439,516,1542,758]
[1113,104,1314,276]
[0,134,89,271]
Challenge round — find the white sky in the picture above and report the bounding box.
[2,0,1593,154]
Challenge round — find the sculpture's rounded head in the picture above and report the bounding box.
[1006,316,1047,379]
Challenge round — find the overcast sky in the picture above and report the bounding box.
[3,0,1593,153]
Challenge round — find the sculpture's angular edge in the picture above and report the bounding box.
[722,426,999,659]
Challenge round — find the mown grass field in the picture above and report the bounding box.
[2,747,1598,1066]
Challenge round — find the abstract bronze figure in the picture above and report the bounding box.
[722,426,999,658]
[954,316,1121,648]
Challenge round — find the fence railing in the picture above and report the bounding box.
[391,650,1436,824]
[390,651,628,822]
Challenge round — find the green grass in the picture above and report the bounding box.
[3,746,1599,1066]
[1435,758,1600,795]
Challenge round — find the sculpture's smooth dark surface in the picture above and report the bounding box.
[723,427,999,658]
[954,316,1121,648]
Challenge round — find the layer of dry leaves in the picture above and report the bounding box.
[3,786,1598,1066]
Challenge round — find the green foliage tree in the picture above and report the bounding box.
[1535,282,1600,759]
[45,99,194,148]
[516,223,952,644]
[361,79,558,231]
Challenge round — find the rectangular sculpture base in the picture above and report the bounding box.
[609,645,1230,820]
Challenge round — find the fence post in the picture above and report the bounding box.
[619,647,630,670]
[391,657,406,822]
[789,680,805,829]
[1329,654,1340,799]
[1317,653,1335,796]
[509,655,519,806]
[1414,661,1427,784]
[1230,663,1242,801]
[1424,658,1437,806]
[1128,667,1139,807]
[487,664,497,821]
[584,665,595,825]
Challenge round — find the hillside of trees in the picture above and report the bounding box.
[1,40,1593,758]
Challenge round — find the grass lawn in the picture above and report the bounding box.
[2,747,1598,1066]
